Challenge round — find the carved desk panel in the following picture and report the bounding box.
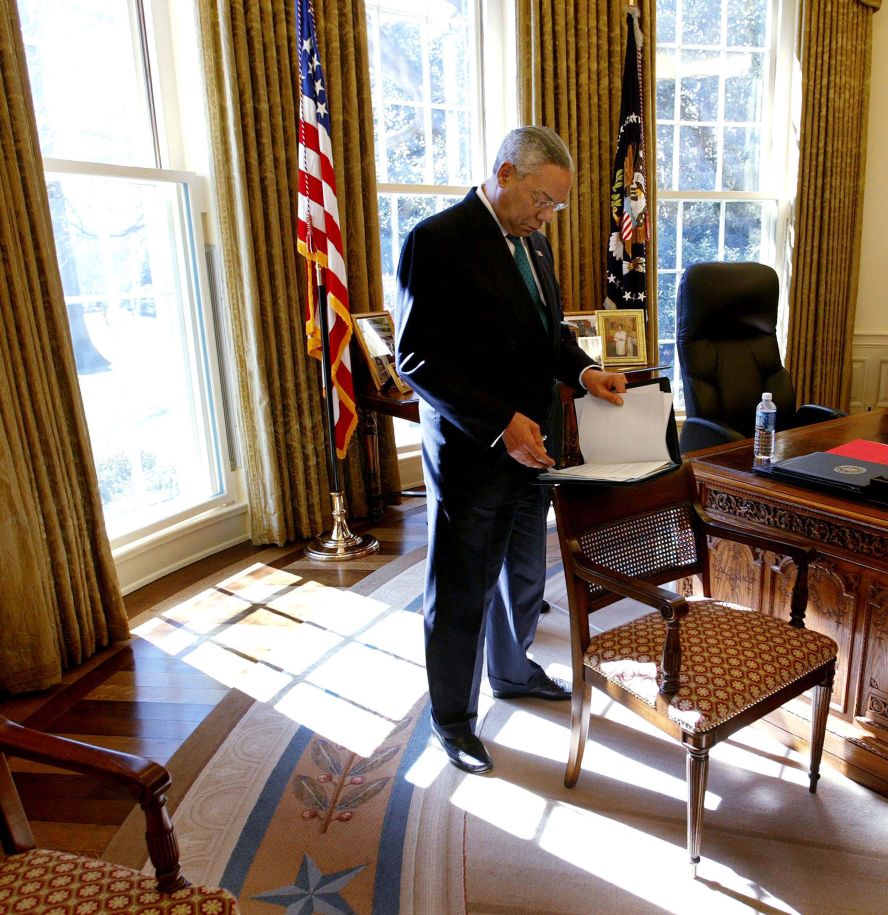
[690,410,888,797]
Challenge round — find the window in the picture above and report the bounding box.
[19,0,236,548]
[365,0,515,462]
[655,0,798,398]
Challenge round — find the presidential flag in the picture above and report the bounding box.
[296,0,357,460]
[605,8,648,311]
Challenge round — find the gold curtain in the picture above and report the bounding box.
[197,0,397,545]
[517,0,658,349]
[787,0,880,411]
[0,0,129,694]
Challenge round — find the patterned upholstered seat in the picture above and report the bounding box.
[0,715,239,914]
[552,463,838,872]
[0,849,238,915]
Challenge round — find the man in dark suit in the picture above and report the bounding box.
[395,126,627,774]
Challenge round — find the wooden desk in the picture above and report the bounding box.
[689,410,888,795]
[357,389,419,521]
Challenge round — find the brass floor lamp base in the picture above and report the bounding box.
[306,491,379,561]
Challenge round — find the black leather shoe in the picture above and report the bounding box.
[493,674,572,702]
[434,731,493,774]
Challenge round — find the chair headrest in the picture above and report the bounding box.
[677,262,779,342]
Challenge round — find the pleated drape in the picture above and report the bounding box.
[197,0,397,545]
[517,0,658,348]
[0,0,129,694]
[787,0,880,411]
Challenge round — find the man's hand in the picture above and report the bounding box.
[502,412,555,469]
[581,367,627,405]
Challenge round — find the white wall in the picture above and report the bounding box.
[856,11,888,335]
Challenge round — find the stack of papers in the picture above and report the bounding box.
[542,384,675,483]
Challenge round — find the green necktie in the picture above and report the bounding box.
[507,235,549,331]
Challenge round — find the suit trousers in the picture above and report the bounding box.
[424,479,548,738]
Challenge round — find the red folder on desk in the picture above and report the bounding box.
[826,439,888,466]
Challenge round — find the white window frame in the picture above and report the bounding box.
[655,0,800,385]
[31,0,248,591]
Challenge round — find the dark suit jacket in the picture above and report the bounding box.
[395,188,595,499]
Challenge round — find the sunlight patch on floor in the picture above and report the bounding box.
[306,641,428,721]
[539,803,799,914]
[182,641,292,702]
[267,580,391,635]
[154,588,253,633]
[214,607,343,676]
[274,681,402,757]
[357,609,425,665]
[132,616,201,653]
[405,743,450,788]
[216,562,303,603]
[451,775,547,840]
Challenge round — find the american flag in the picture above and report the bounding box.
[296,0,357,460]
[604,8,648,312]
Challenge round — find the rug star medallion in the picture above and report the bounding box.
[253,854,365,915]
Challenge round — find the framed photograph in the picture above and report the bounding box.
[562,311,603,363]
[596,309,647,366]
[353,310,411,394]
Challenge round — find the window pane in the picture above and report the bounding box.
[682,0,721,45]
[385,104,426,182]
[722,126,761,191]
[724,200,771,261]
[658,0,677,44]
[680,51,720,122]
[679,125,717,189]
[656,124,675,190]
[657,200,679,270]
[657,53,675,121]
[657,273,677,341]
[728,0,768,48]
[725,52,764,122]
[48,174,222,538]
[429,7,470,106]
[380,17,423,102]
[19,0,155,167]
[682,200,721,263]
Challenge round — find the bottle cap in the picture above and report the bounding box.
[762,392,772,400]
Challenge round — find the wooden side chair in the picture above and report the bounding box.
[551,463,838,872]
[0,714,239,913]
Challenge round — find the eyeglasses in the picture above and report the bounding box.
[530,189,569,212]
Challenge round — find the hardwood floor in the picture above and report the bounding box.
[0,497,428,861]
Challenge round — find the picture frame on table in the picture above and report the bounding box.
[596,309,647,366]
[562,311,603,363]
[352,310,411,394]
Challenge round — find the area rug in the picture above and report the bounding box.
[110,538,888,914]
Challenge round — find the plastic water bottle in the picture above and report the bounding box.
[754,392,777,462]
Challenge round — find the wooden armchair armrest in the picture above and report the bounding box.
[0,715,186,892]
[569,548,688,696]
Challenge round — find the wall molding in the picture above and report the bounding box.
[113,502,250,595]
[850,330,888,413]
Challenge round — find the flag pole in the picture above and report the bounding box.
[306,263,379,561]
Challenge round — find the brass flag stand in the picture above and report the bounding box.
[306,265,379,561]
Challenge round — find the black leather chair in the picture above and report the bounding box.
[676,262,844,453]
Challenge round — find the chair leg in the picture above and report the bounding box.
[686,744,710,873]
[808,663,835,793]
[564,682,592,788]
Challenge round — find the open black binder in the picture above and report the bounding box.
[537,376,681,486]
